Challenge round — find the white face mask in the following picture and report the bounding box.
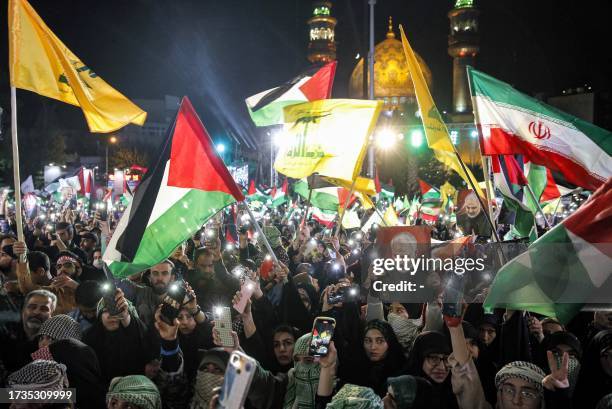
[92,259,103,269]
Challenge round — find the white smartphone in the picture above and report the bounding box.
[213,306,234,347]
[233,278,255,314]
[216,351,256,409]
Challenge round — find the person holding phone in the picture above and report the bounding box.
[82,288,150,386]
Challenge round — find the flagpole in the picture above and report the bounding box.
[243,202,279,264]
[463,67,502,244]
[374,204,389,227]
[549,196,562,226]
[524,184,552,229]
[334,178,358,237]
[10,87,25,261]
[300,187,313,229]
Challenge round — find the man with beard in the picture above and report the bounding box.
[47,222,89,264]
[117,259,176,328]
[184,244,240,313]
[78,231,98,264]
[0,289,57,380]
[456,192,492,238]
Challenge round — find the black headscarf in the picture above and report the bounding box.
[574,329,612,408]
[49,338,106,409]
[406,331,458,409]
[340,319,407,397]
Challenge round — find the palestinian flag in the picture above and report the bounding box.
[294,179,341,212]
[245,61,337,127]
[484,177,612,323]
[418,179,433,196]
[469,67,612,191]
[271,178,288,207]
[246,180,270,204]
[103,97,244,277]
[492,155,536,241]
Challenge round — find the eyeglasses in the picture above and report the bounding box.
[425,354,450,367]
[500,384,539,401]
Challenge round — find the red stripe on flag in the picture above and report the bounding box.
[299,61,337,101]
[562,177,612,257]
[479,127,604,191]
[167,97,245,201]
[418,179,433,195]
[248,180,256,196]
[541,167,562,202]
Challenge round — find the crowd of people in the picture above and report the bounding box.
[0,192,611,409]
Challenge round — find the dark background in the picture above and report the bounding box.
[0,0,610,167]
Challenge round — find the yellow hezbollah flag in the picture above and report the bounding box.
[323,176,377,197]
[383,205,400,226]
[399,25,484,198]
[9,0,147,133]
[275,99,382,181]
[440,181,458,209]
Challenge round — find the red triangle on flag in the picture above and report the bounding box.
[299,61,337,101]
[418,179,433,195]
[167,97,245,201]
[281,178,288,194]
[248,180,256,196]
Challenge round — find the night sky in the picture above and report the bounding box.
[0,0,610,146]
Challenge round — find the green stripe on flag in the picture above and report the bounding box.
[108,190,235,277]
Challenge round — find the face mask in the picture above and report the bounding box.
[193,371,223,408]
[92,259,103,269]
[555,354,580,396]
[387,312,421,350]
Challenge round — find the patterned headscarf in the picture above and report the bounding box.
[387,313,422,351]
[326,384,383,409]
[7,360,69,390]
[495,361,546,395]
[596,393,612,409]
[38,314,82,342]
[192,349,229,409]
[259,226,282,249]
[283,333,322,409]
[106,375,161,409]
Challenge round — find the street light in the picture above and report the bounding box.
[375,129,396,149]
[106,136,118,182]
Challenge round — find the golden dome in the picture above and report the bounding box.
[349,17,433,103]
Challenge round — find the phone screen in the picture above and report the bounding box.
[308,317,336,357]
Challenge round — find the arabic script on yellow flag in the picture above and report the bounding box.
[9,0,147,133]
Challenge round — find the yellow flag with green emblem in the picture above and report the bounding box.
[9,0,147,133]
[399,25,484,198]
[274,99,382,181]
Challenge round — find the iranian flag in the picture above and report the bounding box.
[484,177,612,323]
[311,207,337,228]
[469,67,612,191]
[103,97,244,277]
[245,61,337,127]
[271,178,288,208]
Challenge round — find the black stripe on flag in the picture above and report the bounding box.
[114,119,177,262]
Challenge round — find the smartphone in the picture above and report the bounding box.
[160,281,188,325]
[101,281,120,316]
[203,227,218,246]
[216,351,256,409]
[233,278,255,314]
[213,306,234,347]
[327,285,358,305]
[442,274,466,319]
[308,317,336,357]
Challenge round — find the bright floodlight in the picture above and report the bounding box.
[272,129,286,147]
[470,130,478,138]
[216,143,226,153]
[410,129,424,147]
[376,129,396,149]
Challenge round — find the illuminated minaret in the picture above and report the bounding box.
[448,0,480,114]
[307,1,337,63]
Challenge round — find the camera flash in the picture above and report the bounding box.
[355,233,363,240]
[225,244,233,251]
[214,306,223,316]
[264,254,272,261]
[206,230,215,238]
[246,283,254,290]
[349,288,358,296]
[170,283,179,292]
[348,239,354,246]
[352,249,359,255]
[332,263,340,271]
[102,283,111,292]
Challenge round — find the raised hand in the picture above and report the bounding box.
[543,350,570,391]
[154,305,179,341]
